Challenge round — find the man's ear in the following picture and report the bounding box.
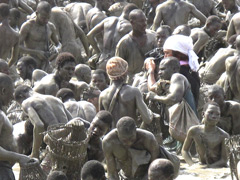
[1,87,5,95]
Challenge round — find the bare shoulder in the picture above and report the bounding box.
[188,125,203,136]
[227,100,240,112]
[103,129,118,145]
[216,127,230,139]
[20,19,35,31]
[137,128,155,141]
[48,22,57,31]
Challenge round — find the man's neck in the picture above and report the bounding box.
[131,31,146,38]
[204,123,217,132]
[1,18,9,26]
[95,1,103,11]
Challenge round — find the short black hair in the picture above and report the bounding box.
[203,101,220,112]
[10,8,20,19]
[56,88,75,102]
[92,69,109,84]
[18,56,37,69]
[116,116,136,135]
[0,3,9,18]
[56,52,76,70]
[14,85,32,102]
[47,171,68,180]
[81,160,105,180]
[95,110,113,127]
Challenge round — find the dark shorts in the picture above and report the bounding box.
[0,162,15,180]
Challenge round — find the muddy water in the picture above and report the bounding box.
[14,156,232,180]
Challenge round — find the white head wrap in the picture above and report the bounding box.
[163,34,199,71]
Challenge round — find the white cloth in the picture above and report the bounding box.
[163,35,199,71]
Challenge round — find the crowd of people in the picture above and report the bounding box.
[0,0,240,179]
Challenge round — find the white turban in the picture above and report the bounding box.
[163,34,199,71]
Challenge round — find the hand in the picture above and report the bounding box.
[146,91,157,101]
[144,57,156,72]
[18,154,31,166]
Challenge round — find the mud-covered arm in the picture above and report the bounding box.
[152,5,163,31]
[23,104,45,159]
[103,137,119,180]
[182,127,195,166]
[87,20,105,54]
[75,23,90,57]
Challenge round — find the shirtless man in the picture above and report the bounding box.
[64,2,93,33]
[19,1,59,72]
[208,85,240,135]
[74,64,92,84]
[222,0,239,26]
[0,73,31,179]
[200,41,237,85]
[99,57,153,128]
[108,0,129,17]
[16,56,37,83]
[146,57,196,111]
[33,52,76,97]
[14,85,72,159]
[90,69,109,91]
[116,9,157,82]
[86,0,113,54]
[227,12,240,41]
[221,35,240,102]
[186,0,217,17]
[191,15,222,56]
[0,3,19,67]
[56,88,96,122]
[103,116,159,180]
[87,3,137,70]
[50,6,90,64]
[182,102,229,168]
[148,159,175,180]
[152,0,206,31]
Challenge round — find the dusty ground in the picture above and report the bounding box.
[13,156,232,180]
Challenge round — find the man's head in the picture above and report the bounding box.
[0,59,9,75]
[117,116,137,147]
[81,160,106,180]
[82,86,101,110]
[148,159,174,180]
[9,8,20,28]
[47,170,68,180]
[202,102,220,125]
[222,0,236,11]
[88,110,113,139]
[122,3,138,20]
[17,56,37,80]
[129,9,147,35]
[97,0,113,12]
[14,85,32,104]
[56,88,75,102]
[208,85,225,107]
[0,73,13,107]
[74,64,91,84]
[56,52,76,82]
[205,15,222,37]
[91,69,109,91]
[106,56,128,81]
[156,25,172,48]
[158,57,180,80]
[36,1,51,25]
[172,24,191,36]
[0,3,9,22]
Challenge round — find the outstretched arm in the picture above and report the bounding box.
[75,23,90,57]
[8,37,20,67]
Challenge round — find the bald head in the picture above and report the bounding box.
[148,159,174,180]
[36,1,51,13]
[0,59,9,75]
[117,116,136,136]
[74,64,91,83]
[129,9,145,21]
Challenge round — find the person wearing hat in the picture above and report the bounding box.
[163,34,200,107]
[99,56,153,128]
